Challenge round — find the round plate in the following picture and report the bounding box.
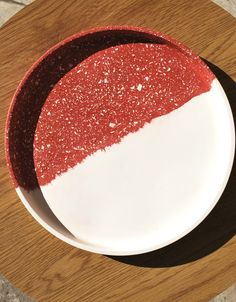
[5,26,235,255]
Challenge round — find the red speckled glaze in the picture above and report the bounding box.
[5,26,215,190]
[34,42,214,186]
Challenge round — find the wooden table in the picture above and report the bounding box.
[0,0,235,301]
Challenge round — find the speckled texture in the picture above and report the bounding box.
[6,28,164,190]
[0,274,34,302]
[6,26,208,191]
[34,42,214,185]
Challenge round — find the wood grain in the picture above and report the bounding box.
[0,0,235,301]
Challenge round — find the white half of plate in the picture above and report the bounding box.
[17,78,235,255]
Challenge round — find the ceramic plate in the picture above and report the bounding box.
[5,26,235,255]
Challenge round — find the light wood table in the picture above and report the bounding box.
[0,0,235,301]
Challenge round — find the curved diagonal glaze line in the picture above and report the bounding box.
[34,43,214,186]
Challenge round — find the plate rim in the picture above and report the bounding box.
[5,26,235,255]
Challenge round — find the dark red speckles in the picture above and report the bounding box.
[34,42,214,186]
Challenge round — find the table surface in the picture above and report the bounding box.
[0,0,236,301]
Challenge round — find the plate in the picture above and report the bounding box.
[5,26,235,255]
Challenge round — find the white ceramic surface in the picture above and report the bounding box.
[17,78,235,255]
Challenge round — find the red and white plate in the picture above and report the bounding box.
[5,26,235,255]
